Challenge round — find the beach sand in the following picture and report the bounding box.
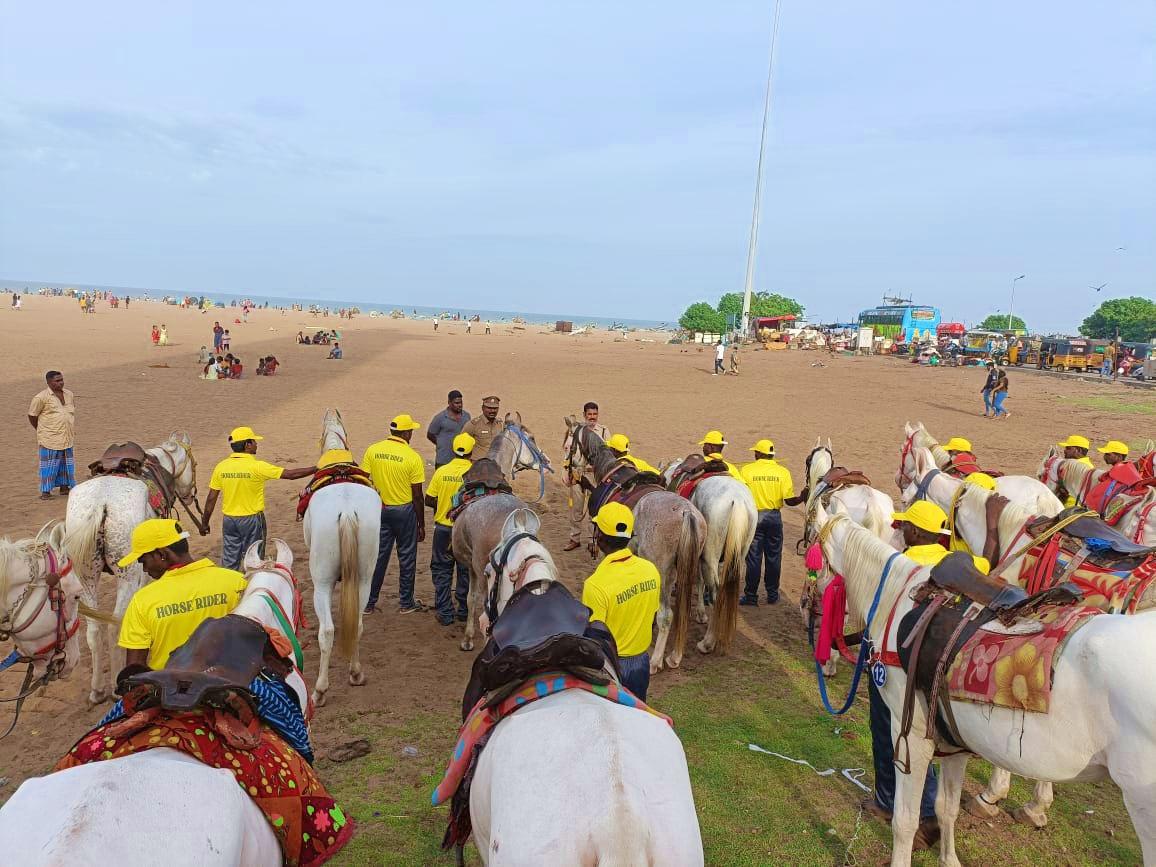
[0,293,1151,801]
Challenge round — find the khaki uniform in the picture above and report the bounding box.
[462,415,500,458]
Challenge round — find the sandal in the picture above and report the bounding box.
[563,541,581,551]
[39,493,54,501]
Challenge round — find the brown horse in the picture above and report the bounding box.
[564,418,706,672]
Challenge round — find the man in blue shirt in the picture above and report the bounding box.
[427,390,471,468]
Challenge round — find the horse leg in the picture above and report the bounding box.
[965,766,1010,818]
[311,581,334,707]
[1011,781,1053,829]
[694,579,708,625]
[461,565,480,652]
[935,754,967,867]
[651,602,672,675]
[889,735,936,867]
[83,588,107,706]
[696,557,720,655]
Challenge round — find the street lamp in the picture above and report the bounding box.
[1008,275,1025,332]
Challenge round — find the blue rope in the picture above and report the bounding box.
[0,650,20,673]
[506,424,554,502]
[813,551,902,715]
[912,469,940,503]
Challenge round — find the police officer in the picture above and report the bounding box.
[425,432,474,625]
[739,439,795,605]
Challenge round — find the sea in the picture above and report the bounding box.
[0,279,673,332]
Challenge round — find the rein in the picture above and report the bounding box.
[154,441,204,524]
[484,532,547,629]
[507,425,553,503]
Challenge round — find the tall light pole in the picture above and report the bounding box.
[1007,275,1025,332]
[739,0,784,338]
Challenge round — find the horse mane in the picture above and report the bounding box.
[955,483,1039,550]
[826,515,917,635]
[0,537,42,606]
[574,425,618,482]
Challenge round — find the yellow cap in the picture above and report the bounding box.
[606,433,630,452]
[749,439,775,454]
[453,432,476,456]
[591,502,634,538]
[318,449,354,468]
[1058,435,1090,451]
[1097,440,1130,456]
[943,437,972,452]
[390,414,421,432]
[892,501,949,535]
[229,425,264,443]
[965,472,998,491]
[698,430,727,446]
[117,519,190,567]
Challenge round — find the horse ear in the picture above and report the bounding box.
[513,508,540,536]
[272,539,294,567]
[904,421,914,436]
[504,412,513,425]
[814,435,821,448]
[826,437,832,451]
[516,411,522,425]
[243,540,264,570]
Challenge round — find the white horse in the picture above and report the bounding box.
[903,444,1063,517]
[63,431,201,704]
[454,416,551,652]
[813,503,1156,867]
[896,422,1054,508]
[0,522,86,735]
[303,408,380,706]
[662,458,755,658]
[466,508,704,866]
[1038,446,1156,544]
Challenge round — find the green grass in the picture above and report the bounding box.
[319,626,1140,865]
[1059,394,1156,415]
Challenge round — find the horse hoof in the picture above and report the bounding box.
[696,639,715,655]
[695,612,708,625]
[87,690,109,706]
[1011,806,1048,828]
[460,639,474,652]
[649,661,663,675]
[311,690,328,708]
[964,795,1001,819]
[349,671,366,687]
[664,654,682,670]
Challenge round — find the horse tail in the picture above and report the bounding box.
[668,507,701,661]
[715,497,752,653]
[336,513,361,659]
[64,503,105,580]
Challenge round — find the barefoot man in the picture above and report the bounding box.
[29,370,76,501]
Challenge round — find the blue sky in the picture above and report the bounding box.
[1,2,1153,332]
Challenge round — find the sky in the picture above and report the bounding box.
[1,2,1153,332]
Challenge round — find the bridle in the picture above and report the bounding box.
[484,532,548,630]
[318,414,350,451]
[896,431,919,490]
[507,424,553,502]
[153,439,204,525]
[0,545,81,739]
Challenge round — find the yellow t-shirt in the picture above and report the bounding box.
[906,543,990,574]
[426,457,472,527]
[582,550,661,657]
[208,453,284,516]
[623,453,660,475]
[361,436,426,506]
[740,459,795,510]
[704,452,743,480]
[117,559,248,669]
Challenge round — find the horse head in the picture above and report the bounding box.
[1037,445,1063,494]
[320,408,349,452]
[562,415,616,483]
[158,434,198,501]
[505,413,551,474]
[481,508,557,629]
[805,442,835,499]
[898,445,940,508]
[243,538,295,573]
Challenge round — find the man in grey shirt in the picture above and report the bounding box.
[427,390,470,468]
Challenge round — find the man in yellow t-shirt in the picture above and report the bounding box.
[606,433,660,475]
[697,430,743,479]
[581,502,661,700]
[1097,440,1129,468]
[116,518,248,671]
[361,414,427,614]
[425,432,474,625]
[739,439,796,606]
[1056,434,1095,508]
[200,425,316,570]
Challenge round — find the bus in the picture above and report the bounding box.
[857,304,941,344]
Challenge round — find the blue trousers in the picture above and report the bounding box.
[431,525,469,619]
[221,512,266,571]
[744,509,783,601]
[992,391,1008,416]
[619,652,650,702]
[869,677,937,818]
[369,503,419,608]
[982,388,993,414]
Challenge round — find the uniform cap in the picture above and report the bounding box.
[117,519,190,567]
[749,439,775,454]
[892,501,949,535]
[1097,440,1130,456]
[698,430,727,446]
[390,414,421,431]
[943,437,972,452]
[453,432,476,457]
[606,433,630,452]
[591,502,634,538]
[229,425,264,442]
[481,396,501,408]
[1058,434,1090,451]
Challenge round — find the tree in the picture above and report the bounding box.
[979,314,1027,332]
[1079,297,1156,342]
[717,291,805,320]
[679,301,726,333]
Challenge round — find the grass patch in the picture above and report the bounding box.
[1059,395,1156,415]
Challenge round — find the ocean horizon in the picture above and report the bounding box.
[1,279,673,331]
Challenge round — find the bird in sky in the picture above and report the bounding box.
[1091,283,1108,292]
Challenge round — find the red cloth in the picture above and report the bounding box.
[815,575,845,665]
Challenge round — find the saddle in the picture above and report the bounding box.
[1027,507,1152,565]
[820,467,872,489]
[448,458,514,519]
[127,615,280,717]
[668,454,729,498]
[943,452,1004,479]
[589,463,666,516]
[89,441,148,475]
[296,463,374,520]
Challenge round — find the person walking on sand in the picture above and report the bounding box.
[151,325,160,346]
[484,321,491,335]
[28,370,76,501]
[713,340,725,376]
[980,365,999,417]
[159,324,169,346]
[212,321,223,353]
[990,366,1010,419]
[728,344,740,375]
[466,319,472,334]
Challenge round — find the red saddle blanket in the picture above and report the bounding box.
[677,471,728,500]
[56,709,353,867]
[1084,462,1153,525]
[946,604,1100,713]
[1021,534,1156,613]
[944,453,1003,479]
[297,464,374,520]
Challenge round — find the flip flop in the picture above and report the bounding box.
[563,541,581,551]
[39,493,54,501]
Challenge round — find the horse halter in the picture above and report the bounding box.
[507,424,553,502]
[484,532,547,630]
[896,432,918,489]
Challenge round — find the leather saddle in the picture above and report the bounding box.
[462,458,511,491]
[668,454,729,494]
[820,467,871,489]
[89,441,149,476]
[128,615,275,716]
[1027,507,1153,565]
[589,465,665,515]
[460,581,620,720]
[928,552,1081,623]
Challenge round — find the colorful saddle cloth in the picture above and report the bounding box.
[945,604,1100,713]
[944,453,1003,479]
[1021,534,1156,613]
[296,464,374,520]
[57,709,353,867]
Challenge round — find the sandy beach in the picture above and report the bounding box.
[1,293,1152,861]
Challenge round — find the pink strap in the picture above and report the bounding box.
[815,575,845,665]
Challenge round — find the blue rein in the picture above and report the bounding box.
[507,424,554,502]
[0,651,20,674]
[813,550,902,715]
[911,469,941,503]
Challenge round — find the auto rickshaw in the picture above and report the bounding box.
[1007,336,1038,366]
[1041,338,1090,371]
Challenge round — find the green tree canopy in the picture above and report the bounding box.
[717,291,805,321]
[1079,297,1156,342]
[679,301,726,333]
[978,314,1027,332]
